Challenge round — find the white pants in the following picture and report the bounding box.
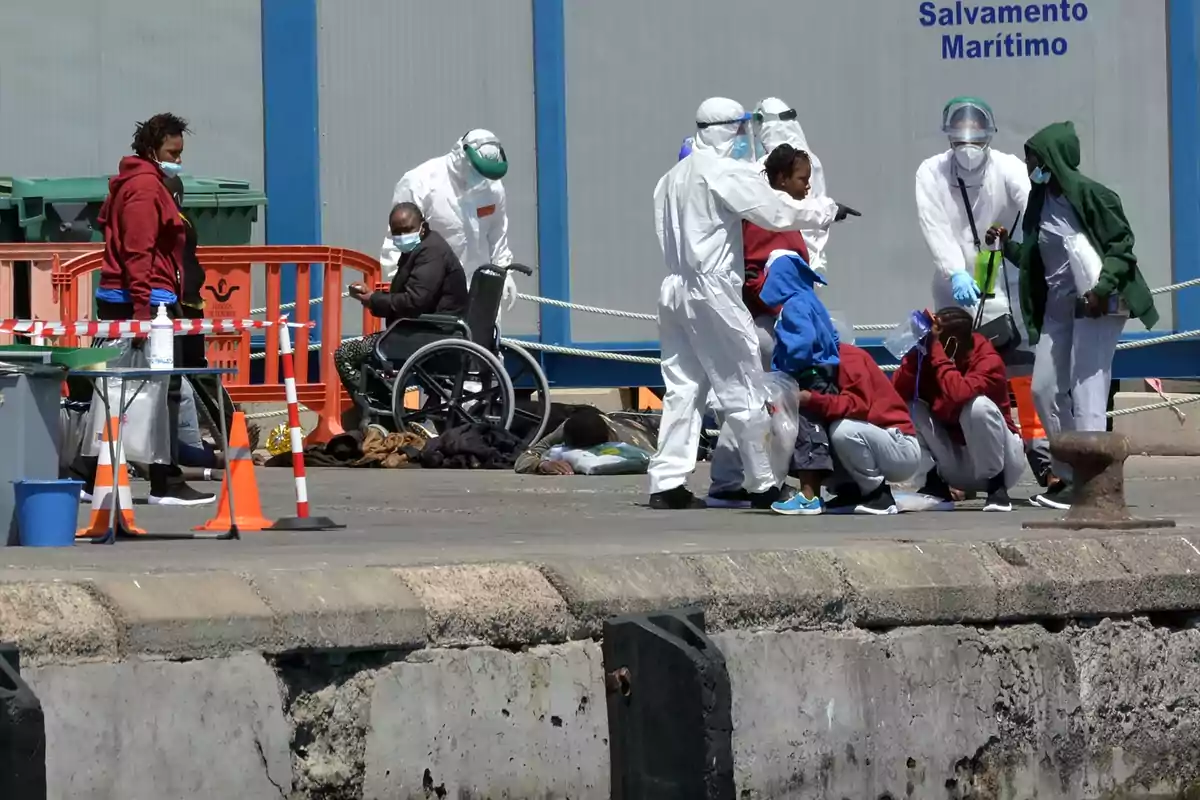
[912,397,1025,491]
[648,274,775,495]
[828,419,922,494]
[1031,298,1125,479]
[708,314,777,495]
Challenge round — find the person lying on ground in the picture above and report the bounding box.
[892,307,1024,513]
[337,202,468,396]
[515,407,657,475]
[775,342,920,516]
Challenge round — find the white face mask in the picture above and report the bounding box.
[953,144,988,172]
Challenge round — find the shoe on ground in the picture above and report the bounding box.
[824,485,865,516]
[984,473,1013,513]
[706,489,752,509]
[772,492,823,516]
[854,483,899,516]
[917,468,954,503]
[149,483,216,507]
[80,489,93,504]
[649,485,708,510]
[750,484,798,510]
[1031,481,1072,511]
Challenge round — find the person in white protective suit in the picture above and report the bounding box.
[647,97,855,510]
[751,97,837,278]
[914,97,1052,487]
[380,129,518,312]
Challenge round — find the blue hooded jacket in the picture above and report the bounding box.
[759,250,841,375]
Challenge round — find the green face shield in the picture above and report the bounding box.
[942,97,997,144]
[463,136,509,180]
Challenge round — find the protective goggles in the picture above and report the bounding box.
[753,108,798,123]
[696,112,752,130]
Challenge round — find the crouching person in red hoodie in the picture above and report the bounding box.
[893,308,1024,513]
[800,343,922,515]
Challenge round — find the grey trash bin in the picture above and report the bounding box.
[0,362,69,546]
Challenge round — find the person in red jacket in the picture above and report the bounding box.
[83,113,214,507]
[892,307,1024,512]
[795,342,922,515]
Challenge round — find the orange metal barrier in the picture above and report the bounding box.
[55,245,385,445]
[0,243,102,344]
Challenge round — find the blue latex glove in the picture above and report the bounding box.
[950,272,981,306]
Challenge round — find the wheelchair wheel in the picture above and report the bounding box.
[391,339,516,436]
[500,342,552,447]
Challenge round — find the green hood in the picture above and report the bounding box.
[1026,121,1083,201]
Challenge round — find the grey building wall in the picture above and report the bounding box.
[317,0,540,338]
[564,0,1173,342]
[0,0,264,239]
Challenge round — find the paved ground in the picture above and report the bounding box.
[2,457,1198,575]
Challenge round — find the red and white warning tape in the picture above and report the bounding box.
[0,318,314,339]
[277,317,312,519]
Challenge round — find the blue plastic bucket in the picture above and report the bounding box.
[13,479,83,547]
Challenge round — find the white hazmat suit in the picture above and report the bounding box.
[648,98,837,499]
[381,129,516,306]
[752,97,839,277]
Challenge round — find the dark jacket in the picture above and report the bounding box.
[742,220,808,319]
[96,156,185,319]
[893,333,1017,444]
[806,344,915,436]
[1003,121,1158,342]
[367,230,468,324]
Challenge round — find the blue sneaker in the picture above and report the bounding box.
[771,492,823,516]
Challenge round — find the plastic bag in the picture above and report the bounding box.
[59,400,91,473]
[1064,231,1103,295]
[545,442,652,475]
[757,371,801,485]
[83,342,172,464]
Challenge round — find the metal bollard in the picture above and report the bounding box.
[602,608,735,800]
[0,642,47,800]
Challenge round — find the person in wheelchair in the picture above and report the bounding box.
[338,202,469,396]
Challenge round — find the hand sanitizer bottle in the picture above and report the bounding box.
[149,303,174,371]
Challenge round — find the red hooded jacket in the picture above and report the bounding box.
[806,343,916,435]
[96,156,185,319]
[742,221,809,319]
[892,333,1017,444]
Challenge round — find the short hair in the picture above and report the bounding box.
[762,143,811,187]
[131,113,190,159]
[390,202,423,225]
[562,407,611,450]
[935,306,975,340]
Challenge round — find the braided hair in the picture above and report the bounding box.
[934,306,975,358]
[130,113,190,160]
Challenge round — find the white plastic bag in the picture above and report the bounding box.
[545,442,651,475]
[1064,231,1103,295]
[756,371,801,485]
[83,342,172,464]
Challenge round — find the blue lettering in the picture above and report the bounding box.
[928,2,1085,58]
[1052,36,1068,54]
[1072,3,1088,21]
[1025,3,1041,22]
[1025,37,1050,55]
[940,6,956,25]
[919,1,937,25]
[1041,2,1059,22]
[964,4,980,24]
[996,5,1022,23]
[943,34,964,58]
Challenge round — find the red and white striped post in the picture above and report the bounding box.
[270,316,344,532]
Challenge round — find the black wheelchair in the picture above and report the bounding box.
[355,263,552,447]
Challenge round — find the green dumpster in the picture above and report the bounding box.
[0,175,266,245]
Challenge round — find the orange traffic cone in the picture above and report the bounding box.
[78,416,145,537]
[195,411,274,531]
[1010,376,1046,442]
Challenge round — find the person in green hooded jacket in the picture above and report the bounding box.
[986,121,1157,512]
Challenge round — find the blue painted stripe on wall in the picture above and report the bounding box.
[1170,0,1200,331]
[532,0,570,346]
[261,0,323,334]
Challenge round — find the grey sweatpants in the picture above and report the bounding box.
[708,314,778,495]
[827,419,922,494]
[912,397,1026,491]
[1031,299,1125,479]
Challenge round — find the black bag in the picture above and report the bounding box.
[957,177,1021,354]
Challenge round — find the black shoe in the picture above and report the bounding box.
[854,483,899,516]
[1032,480,1072,511]
[750,484,797,510]
[984,473,1012,513]
[649,486,708,510]
[824,485,864,515]
[705,488,752,509]
[917,468,954,503]
[149,482,216,507]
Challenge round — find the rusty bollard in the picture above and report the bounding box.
[1024,431,1175,531]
